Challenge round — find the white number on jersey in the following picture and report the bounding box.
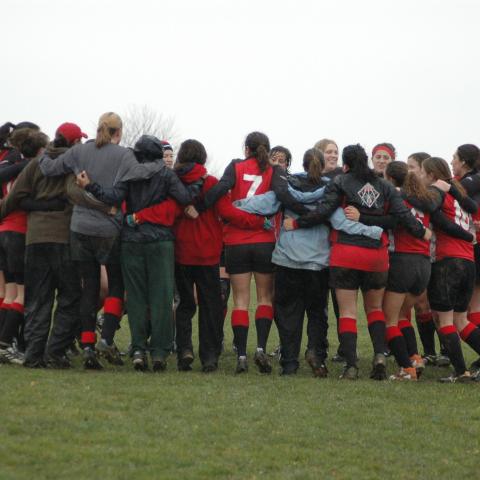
[453,199,470,231]
[243,174,263,199]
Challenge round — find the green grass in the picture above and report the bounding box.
[1,296,479,480]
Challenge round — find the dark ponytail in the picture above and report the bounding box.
[245,131,270,172]
[457,144,480,171]
[303,148,324,185]
[386,161,435,203]
[342,144,376,182]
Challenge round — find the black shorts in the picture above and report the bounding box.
[225,242,275,275]
[474,244,480,285]
[70,231,121,265]
[428,258,475,312]
[0,231,25,280]
[386,253,431,295]
[329,266,388,291]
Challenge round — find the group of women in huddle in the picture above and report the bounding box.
[1,112,480,383]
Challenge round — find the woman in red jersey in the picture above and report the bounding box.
[285,144,430,380]
[198,132,306,374]
[450,144,480,375]
[381,162,475,380]
[421,157,480,382]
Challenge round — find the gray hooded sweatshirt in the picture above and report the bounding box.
[38,141,161,237]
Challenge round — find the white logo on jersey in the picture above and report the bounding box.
[357,183,380,208]
[243,174,263,199]
[453,199,470,231]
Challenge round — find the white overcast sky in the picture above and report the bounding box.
[3,0,480,174]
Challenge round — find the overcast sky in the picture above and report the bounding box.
[3,0,479,174]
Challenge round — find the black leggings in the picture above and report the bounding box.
[77,261,124,342]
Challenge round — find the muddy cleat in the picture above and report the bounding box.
[389,367,417,381]
[235,355,248,374]
[254,348,272,374]
[332,352,346,363]
[152,358,167,372]
[177,349,194,371]
[340,365,359,380]
[97,339,124,366]
[305,349,328,378]
[83,347,103,370]
[269,344,281,358]
[132,351,148,371]
[23,357,47,369]
[435,354,451,368]
[45,354,71,369]
[410,354,425,378]
[370,353,387,380]
[438,371,473,383]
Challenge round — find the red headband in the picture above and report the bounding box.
[372,145,395,159]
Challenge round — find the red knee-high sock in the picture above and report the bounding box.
[467,312,480,328]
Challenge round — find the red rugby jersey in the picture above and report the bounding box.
[223,158,275,245]
[392,199,430,256]
[434,192,473,262]
[0,178,27,234]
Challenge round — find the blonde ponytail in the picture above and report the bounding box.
[95,112,122,148]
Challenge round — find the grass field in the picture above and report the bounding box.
[1,296,480,480]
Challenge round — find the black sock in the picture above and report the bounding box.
[255,305,273,351]
[101,314,120,345]
[386,326,412,368]
[367,311,386,355]
[416,313,436,356]
[460,323,480,356]
[339,317,357,367]
[0,304,24,346]
[232,326,248,357]
[399,319,418,357]
[439,326,466,375]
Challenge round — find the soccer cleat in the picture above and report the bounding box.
[23,358,47,369]
[152,358,167,372]
[202,363,218,373]
[254,348,272,374]
[269,344,281,358]
[305,349,328,378]
[177,349,194,371]
[96,339,124,366]
[83,347,103,370]
[280,365,298,376]
[370,353,387,380]
[422,354,437,366]
[410,354,425,378]
[469,358,480,376]
[3,345,25,365]
[389,367,417,381]
[339,365,359,380]
[45,354,71,369]
[235,355,248,374]
[435,354,451,368]
[332,352,346,363]
[438,371,473,383]
[132,351,148,371]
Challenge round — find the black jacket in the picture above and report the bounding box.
[295,172,426,248]
[86,159,198,243]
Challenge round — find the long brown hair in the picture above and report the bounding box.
[422,156,467,197]
[314,138,337,153]
[96,112,122,148]
[385,161,435,203]
[245,131,270,172]
[303,148,324,185]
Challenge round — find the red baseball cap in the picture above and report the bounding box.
[56,122,88,143]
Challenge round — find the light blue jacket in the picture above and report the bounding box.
[234,175,383,271]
